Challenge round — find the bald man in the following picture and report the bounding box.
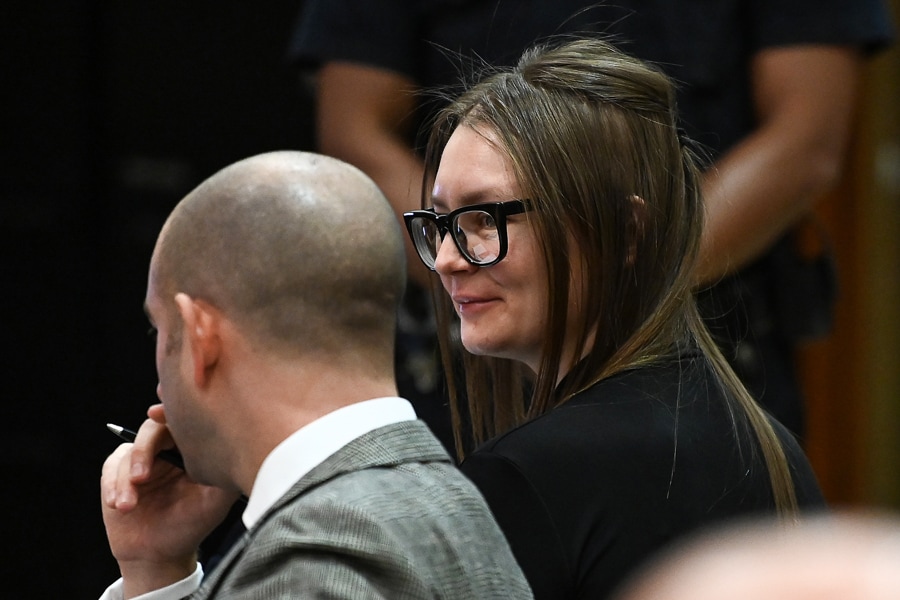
[98,151,532,600]
[612,513,900,600]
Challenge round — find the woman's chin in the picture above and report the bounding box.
[460,335,500,358]
[461,335,520,363]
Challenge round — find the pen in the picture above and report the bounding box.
[107,423,186,471]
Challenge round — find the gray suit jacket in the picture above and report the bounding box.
[192,420,533,599]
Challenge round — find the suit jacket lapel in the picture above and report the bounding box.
[191,529,251,599]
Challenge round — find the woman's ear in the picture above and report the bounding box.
[174,292,221,387]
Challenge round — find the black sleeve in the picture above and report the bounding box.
[461,450,572,600]
[286,0,422,79]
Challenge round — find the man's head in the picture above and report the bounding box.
[149,150,405,363]
[613,513,900,600]
[144,151,406,485]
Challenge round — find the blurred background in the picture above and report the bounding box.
[1,1,897,596]
[2,1,312,594]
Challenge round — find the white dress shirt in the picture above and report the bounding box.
[99,397,417,600]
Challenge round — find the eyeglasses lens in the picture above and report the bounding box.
[456,210,499,264]
[410,209,502,267]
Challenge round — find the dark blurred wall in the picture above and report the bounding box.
[1,1,312,595]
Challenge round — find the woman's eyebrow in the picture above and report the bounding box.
[430,189,500,212]
[430,197,450,212]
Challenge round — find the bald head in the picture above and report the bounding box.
[613,513,900,600]
[152,151,406,365]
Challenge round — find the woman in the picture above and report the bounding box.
[404,39,825,599]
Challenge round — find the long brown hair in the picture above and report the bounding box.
[423,38,798,517]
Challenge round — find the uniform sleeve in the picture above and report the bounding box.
[286,0,422,79]
[750,0,894,53]
[461,450,571,600]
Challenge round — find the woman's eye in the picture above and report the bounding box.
[480,213,497,228]
[147,326,158,339]
[467,211,496,230]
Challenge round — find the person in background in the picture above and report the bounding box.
[97,151,533,600]
[289,0,894,441]
[403,38,826,599]
[611,512,900,600]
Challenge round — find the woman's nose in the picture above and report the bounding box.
[433,236,475,275]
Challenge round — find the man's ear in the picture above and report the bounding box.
[174,292,221,387]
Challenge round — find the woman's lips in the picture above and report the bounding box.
[454,295,498,317]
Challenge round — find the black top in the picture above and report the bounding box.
[460,353,826,599]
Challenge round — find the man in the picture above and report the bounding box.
[98,151,533,599]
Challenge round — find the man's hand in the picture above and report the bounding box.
[100,408,237,597]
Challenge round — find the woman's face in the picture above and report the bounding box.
[431,124,549,372]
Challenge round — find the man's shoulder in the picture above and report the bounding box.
[307,419,453,485]
[260,418,497,536]
[242,427,533,598]
[283,437,494,528]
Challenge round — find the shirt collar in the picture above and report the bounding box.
[242,396,417,528]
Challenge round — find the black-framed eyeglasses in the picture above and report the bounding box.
[403,200,530,269]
